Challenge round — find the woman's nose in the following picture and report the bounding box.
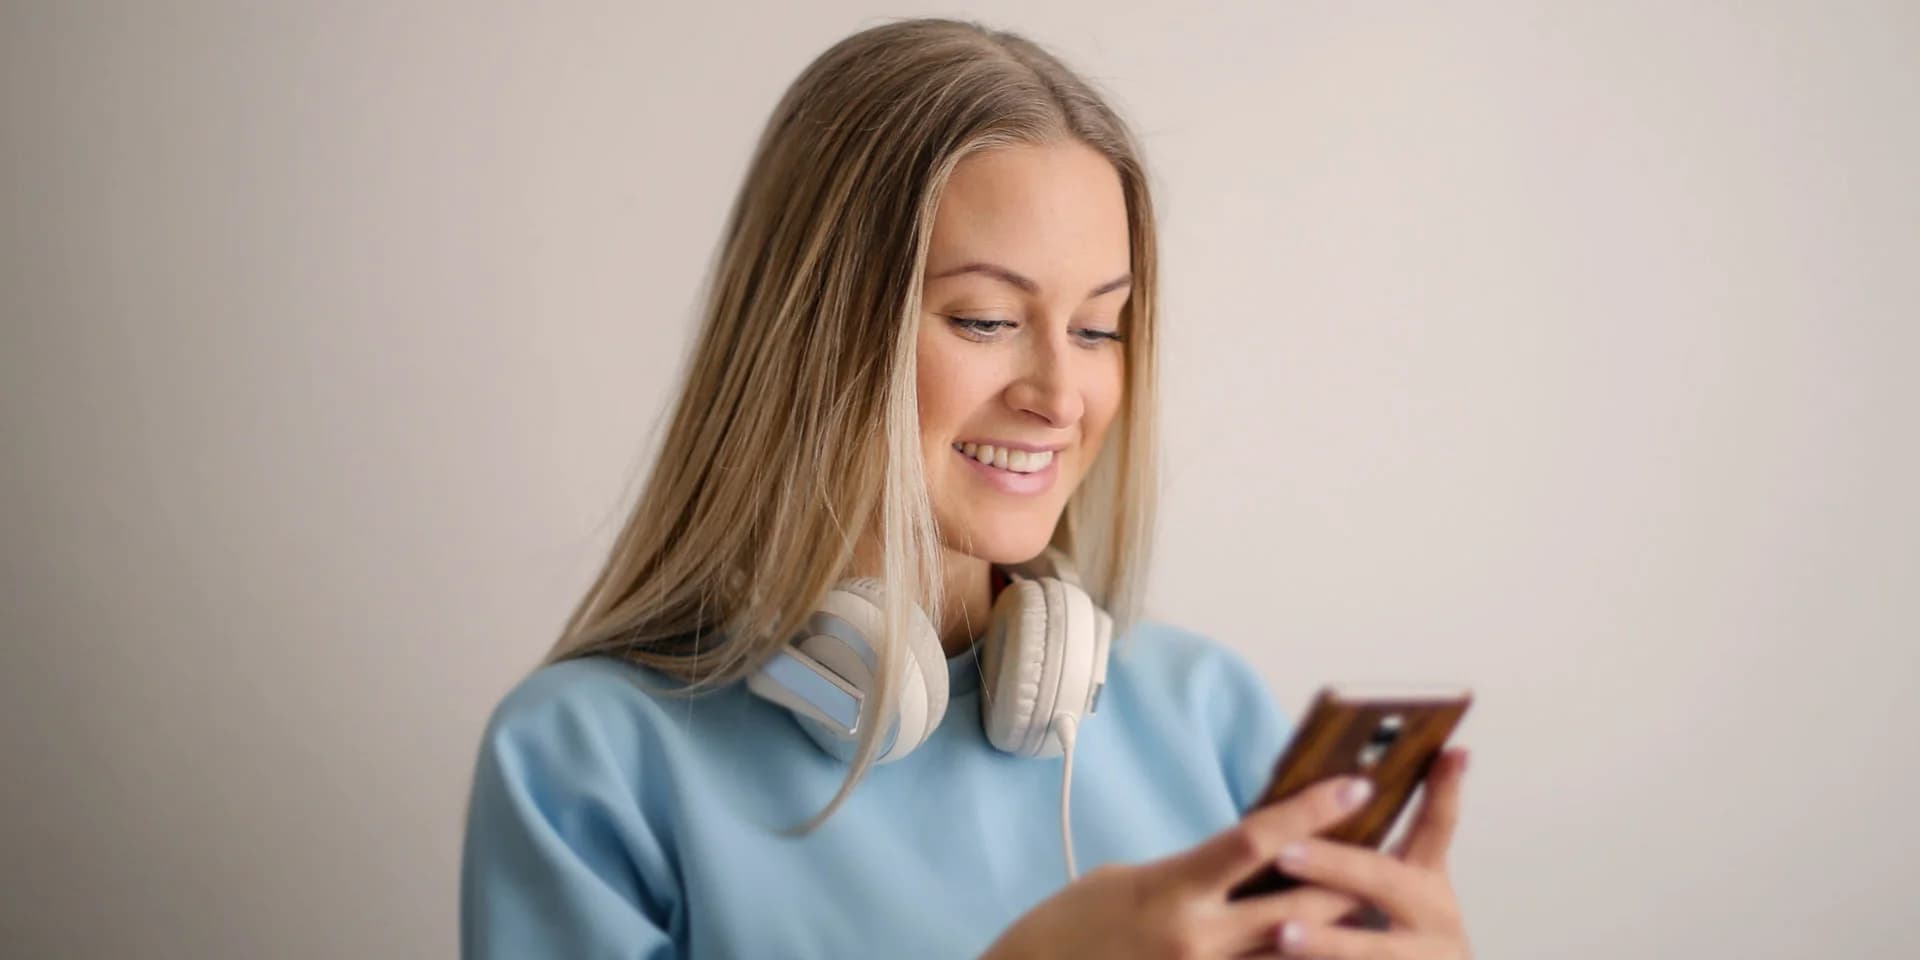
[1006,336,1085,427]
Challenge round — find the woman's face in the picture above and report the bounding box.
[916,140,1132,565]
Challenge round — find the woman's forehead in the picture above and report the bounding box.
[927,143,1131,298]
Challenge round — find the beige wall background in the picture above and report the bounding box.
[4,2,1915,957]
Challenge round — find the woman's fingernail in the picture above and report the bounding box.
[1277,920,1306,952]
[1457,748,1471,774]
[1277,841,1307,870]
[1339,776,1373,809]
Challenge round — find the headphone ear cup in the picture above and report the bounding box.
[979,577,1047,755]
[980,575,1104,758]
[1044,580,1101,747]
[831,578,949,762]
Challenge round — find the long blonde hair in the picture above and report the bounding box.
[547,16,1162,830]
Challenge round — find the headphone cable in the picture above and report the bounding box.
[1052,711,1080,882]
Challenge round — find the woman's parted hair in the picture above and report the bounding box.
[545,16,1161,830]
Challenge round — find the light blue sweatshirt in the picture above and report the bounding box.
[460,621,1292,959]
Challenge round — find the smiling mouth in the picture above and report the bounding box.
[951,442,1056,474]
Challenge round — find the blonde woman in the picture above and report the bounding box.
[460,17,1473,960]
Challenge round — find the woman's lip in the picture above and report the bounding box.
[954,445,1058,495]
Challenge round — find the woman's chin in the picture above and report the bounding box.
[941,521,1059,568]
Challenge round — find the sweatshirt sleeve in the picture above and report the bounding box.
[460,663,681,960]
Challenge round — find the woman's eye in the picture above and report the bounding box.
[948,316,1011,338]
[947,315,1126,347]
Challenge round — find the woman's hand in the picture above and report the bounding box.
[978,748,1472,960]
[977,776,1376,959]
[1268,747,1473,959]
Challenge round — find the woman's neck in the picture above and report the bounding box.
[934,548,992,657]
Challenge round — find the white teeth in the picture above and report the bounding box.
[954,442,1054,474]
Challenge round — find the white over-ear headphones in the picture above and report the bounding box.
[745,545,1113,878]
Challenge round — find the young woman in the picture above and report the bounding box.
[460,17,1472,959]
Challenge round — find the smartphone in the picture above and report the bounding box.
[1228,683,1473,900]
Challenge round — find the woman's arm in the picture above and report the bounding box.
[460,671,680,959]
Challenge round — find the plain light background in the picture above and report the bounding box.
[4,2,1915,957]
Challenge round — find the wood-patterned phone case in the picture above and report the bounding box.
[1228,687,1472,899]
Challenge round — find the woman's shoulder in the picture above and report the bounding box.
[1109,617,1277,707]
[491,651,671,716]
[477,653,720,766]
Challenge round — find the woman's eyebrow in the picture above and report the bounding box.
[931,261,1132,300]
